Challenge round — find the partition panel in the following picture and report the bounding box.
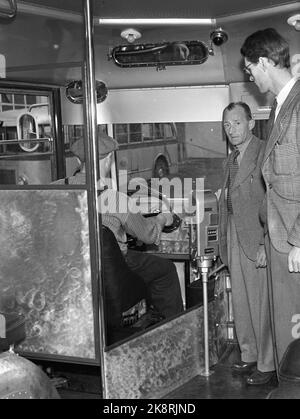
[0,189,98,362]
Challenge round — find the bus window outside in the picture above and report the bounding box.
[113,122,179,186]
[0,90,54,185]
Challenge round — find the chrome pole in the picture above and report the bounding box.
[202,269,210,376]
[195,190,214,377]
[82,0,107,398]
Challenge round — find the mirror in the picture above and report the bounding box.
[110,40,209,69]
[66,80,108,104]
[0,0,17,19]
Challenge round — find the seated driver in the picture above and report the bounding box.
[53,132,183,319]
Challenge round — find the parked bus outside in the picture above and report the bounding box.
[112,121,179,187]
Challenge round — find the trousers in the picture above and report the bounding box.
[125,250,184,319]
[266,235,300,369]
[227,216,274,372]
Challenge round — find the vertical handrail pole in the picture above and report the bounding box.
[195,191,214,377]
[202,270,210,376]
[82,0,107,398]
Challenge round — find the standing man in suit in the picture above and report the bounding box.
[219,102,275,385]
[241,28,300,370]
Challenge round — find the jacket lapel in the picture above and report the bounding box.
[263,79,300,163]
[222,157,230,190]
[232,136,259,189]
[219,156,230,211]
[263,124,280,162]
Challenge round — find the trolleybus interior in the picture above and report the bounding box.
[0,0,299,400]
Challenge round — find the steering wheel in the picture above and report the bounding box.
[127,182,182,240]
[141,211,182,233]
[162,213,182,233]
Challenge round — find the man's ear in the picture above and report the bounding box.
[259,57,266,69]
[259,56,275,70]
[249,119,255,131]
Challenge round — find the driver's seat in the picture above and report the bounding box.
[101,225,148,345]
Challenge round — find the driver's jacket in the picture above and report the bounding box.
[100,189,162,255]
[53,173,163,255]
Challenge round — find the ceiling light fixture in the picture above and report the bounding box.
[99,18,215,26]
[120,28,142,43]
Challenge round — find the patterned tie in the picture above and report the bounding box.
[227,147,240,214]
[266,98,277,138]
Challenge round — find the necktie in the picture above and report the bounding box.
[227,147,240,214]
[266,98,277,138]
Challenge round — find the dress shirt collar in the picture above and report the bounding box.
[275,76,298,119]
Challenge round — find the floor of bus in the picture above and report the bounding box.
[56,344,278,399]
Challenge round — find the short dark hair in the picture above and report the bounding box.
[240,28,290,68]
[223,102,253,121]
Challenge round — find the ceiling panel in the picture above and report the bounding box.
[95,0,299,18]
[20,0,299,19]
[19,0,83,14]
[3,0,299,87]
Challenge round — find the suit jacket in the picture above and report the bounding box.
[219,135,266,265]
[262,79,300,253]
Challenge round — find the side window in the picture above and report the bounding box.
[1,93,13,111]
[154,123,164,140]
[165,123,176,139]
[0,89,57,185]
[0,92,51,156]
[114,124,128,145]
[129,123,142,143]
[64,125,84,155]
[142,123,154,141]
